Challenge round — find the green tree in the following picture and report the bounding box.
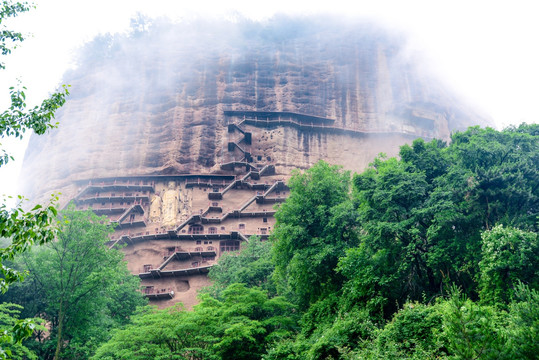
[349,285,539,360]
[352,302,446,360]
[299,306,376,360]
[201,284,297,360]
[440,288,510,360]
[339,125,538,318]
[93,284,296,360]
[1,2,69,356]
[1,1,69,167]
[0,303,38,360]
[448,125,538,231]
[507,282,539,359]
[271,160,358,310]
[479,225,539,305]
[92,304,206,360]
[207,236,275,297]
[341,155,433,316]
[10,207,145,359]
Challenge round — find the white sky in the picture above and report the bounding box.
[1,0,538,203]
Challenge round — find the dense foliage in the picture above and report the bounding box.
[1,208,146,359]
[271,161,357,310]
[1,1,69,357]
[89,124,538,359]
[92,285,296,360]
[2,123,535,359]
[341,125,538,319]
[0,303,37,359]
[206,237,276,297]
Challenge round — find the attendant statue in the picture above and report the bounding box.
[162,181,179,226]
[149,192,162,222]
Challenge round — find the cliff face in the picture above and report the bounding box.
[20,17,490,203]
[18,17,494,308]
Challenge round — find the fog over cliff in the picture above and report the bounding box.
[20,16,491,202]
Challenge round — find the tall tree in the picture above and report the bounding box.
[1,2,69,356]
[271,161,358,310]
[12,207,146,360]
[339,125,538,317]
[342,155,433,316]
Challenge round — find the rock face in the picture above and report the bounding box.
[20,17,491,307]
[20,17,489,202]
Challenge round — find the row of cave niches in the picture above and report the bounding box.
[69,118,283,301]
[138,239,243,300]
[139,239,240,274]
[142,239,261,301]
[71,172,285,239]
[129,222,271,237]
[72,179,155,220]
[68,177,256,301]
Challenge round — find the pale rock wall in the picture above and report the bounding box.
[20,18,490,204]
[19,17,492,307]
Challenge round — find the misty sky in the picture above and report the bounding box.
[1,0,538,202]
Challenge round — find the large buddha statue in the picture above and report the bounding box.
[162,181,179,226]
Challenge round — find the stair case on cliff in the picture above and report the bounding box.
[76,113,291,296]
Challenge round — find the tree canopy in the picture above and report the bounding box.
[271,161,358,310]
[206,236,276,297]
[92,284,296,360]
[1,2,69,357]
[90,124,538,360]
[340,124,538,318]
[2,207,146,359]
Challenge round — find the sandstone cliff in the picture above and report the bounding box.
[20,16,490,203]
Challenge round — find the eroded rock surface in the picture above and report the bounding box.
[20,17,489,203]
[20,17,492,307]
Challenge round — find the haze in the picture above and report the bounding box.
[1,0,537,201]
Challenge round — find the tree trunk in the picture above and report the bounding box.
[53,301,64,360]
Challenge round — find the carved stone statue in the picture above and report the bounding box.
[162,181,179,226]
[149,192,162,222]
